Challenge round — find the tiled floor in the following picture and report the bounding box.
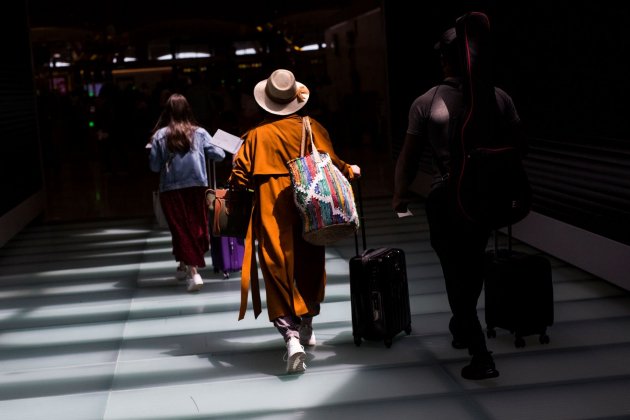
[2,191,630,419]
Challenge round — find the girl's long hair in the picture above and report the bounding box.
[152,93,198,154]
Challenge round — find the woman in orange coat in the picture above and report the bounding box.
[229,69,360,374]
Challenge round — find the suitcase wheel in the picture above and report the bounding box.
[539,333,550,344]
[384,338,393,348]
[354,335,362,347]
[405,324,412,335]
[514,336,526,348]
[487,328,496,339]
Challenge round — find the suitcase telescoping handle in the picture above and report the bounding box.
[493,224,513,253]
[353,178,367,255]
[206,160,217,190]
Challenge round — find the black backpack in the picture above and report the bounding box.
[450,12,532,229]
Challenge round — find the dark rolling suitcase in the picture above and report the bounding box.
[349,182,412,348]
[484,227,553,347]
[350,248,412,347]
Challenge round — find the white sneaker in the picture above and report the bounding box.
[299,322,316,346]
[284,337,306,374]
[186,273,203,292]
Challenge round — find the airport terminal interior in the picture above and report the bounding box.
[1,1,630,419]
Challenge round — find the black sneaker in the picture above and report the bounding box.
[461,352,499,380]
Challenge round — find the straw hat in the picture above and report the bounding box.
[253,69,310,116]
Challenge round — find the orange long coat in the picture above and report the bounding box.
[229,114,355,321]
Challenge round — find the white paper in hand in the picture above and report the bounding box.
[396,209,414,218]
[212,129,244,154]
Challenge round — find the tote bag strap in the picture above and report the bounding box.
[301,116,322,163]
[300,116,307,157]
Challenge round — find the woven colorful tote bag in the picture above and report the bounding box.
[286,117,359,246]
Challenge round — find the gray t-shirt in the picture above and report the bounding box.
[406,77,520,185]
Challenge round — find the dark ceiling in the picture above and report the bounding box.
[27,0,381,43]
[27,0,350,27]
[26,0,382,69]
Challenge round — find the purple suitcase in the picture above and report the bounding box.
[207,161,246,279]
[210,235,245,278]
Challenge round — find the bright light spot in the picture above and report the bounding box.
[37,263,141,277]
[157,52,210,60]
[300,44,320,52]
[235,48,257,56]
[177,52,210,59]
[49,61,71,68]
[76,228,152,237]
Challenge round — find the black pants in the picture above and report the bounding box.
[425,185,491,356]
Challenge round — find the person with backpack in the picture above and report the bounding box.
[392,18,524,380]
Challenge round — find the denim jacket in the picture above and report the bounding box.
[149,127,226,192]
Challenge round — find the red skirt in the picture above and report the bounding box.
[160,186,209,267]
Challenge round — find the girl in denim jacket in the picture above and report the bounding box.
[148,93,225,292]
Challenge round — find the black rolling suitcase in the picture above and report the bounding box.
[484,226,553,347]
[349,182,412,348]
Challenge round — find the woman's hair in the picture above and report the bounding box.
[153,93,198,154]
